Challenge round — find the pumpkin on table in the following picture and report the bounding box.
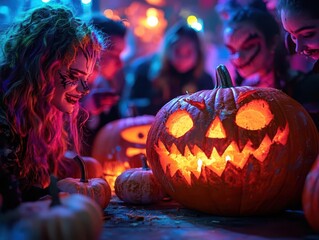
[57,155,112,209]
[115,155,165,204]
[92,115,155,190]
[303,154,319,232]
[146,64,319,216]
[58,151,103,179]
[0,176,103,240]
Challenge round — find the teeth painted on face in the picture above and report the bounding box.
[155,123,289,185]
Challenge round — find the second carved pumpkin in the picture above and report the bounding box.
[92,115,155,190]
[146,65,319,216]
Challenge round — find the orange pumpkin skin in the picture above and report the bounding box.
[303,154,319,232]
[146,65,319,216]
[114,157,165,204]
[92,115,155,190]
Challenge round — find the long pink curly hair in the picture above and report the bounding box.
[0,4,104,187]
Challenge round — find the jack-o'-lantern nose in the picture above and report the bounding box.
[206,116,226,139]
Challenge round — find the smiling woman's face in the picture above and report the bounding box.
[51,50,96,114]
[223,22,274,78]
[281,9,319,60]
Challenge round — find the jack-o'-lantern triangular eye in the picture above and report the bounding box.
[166,110,193,138]
[235,100,274,130]
[206,116,226,138]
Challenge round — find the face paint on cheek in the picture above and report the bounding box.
[232,32,262,69]
[59,71,72,89]
[241,36,262,68]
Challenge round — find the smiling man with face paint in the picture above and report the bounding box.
[224,23,275,86]
[223,4,290,89]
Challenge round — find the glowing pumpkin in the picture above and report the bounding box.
[92,115,155,190]
[302,154,319,232]
[146,65,319,216]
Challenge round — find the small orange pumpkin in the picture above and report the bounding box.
[115,155,165,204]
[302,154,319,232]
[0,176,103,240]
[146,64,319,215]
[57,155,111,209]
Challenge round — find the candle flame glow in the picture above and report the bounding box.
[197,159,203,172]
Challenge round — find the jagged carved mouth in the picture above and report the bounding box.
[155,124,289,185]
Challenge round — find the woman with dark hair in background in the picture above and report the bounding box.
[127,22,214,116]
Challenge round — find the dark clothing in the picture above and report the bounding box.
[284,71,319,131]
[129,56,214,116]
[0,106,51,201]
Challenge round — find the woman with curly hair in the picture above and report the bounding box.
[0,4,104,201]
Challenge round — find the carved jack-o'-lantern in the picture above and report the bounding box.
[146,65,319,216]
[92,115,155,190]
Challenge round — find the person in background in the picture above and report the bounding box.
[216,0,269,21]
[278,0,319,130]
[81,14,127,155]
[127,22,214,116]
[222,1,294,88]
[0,4,104,202]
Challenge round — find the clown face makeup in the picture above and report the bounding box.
[223,22,274,79]
[281,9,319,60]
[52,50,96,114]
[169,37,198,73]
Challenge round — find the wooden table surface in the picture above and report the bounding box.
[100,196,319,240]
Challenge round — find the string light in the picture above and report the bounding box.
[81,0,91,5]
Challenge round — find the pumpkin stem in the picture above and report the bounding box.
[215,64,234,88]
[141,154,150,170]
[73,155,89,183]
[49,175,61,207]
